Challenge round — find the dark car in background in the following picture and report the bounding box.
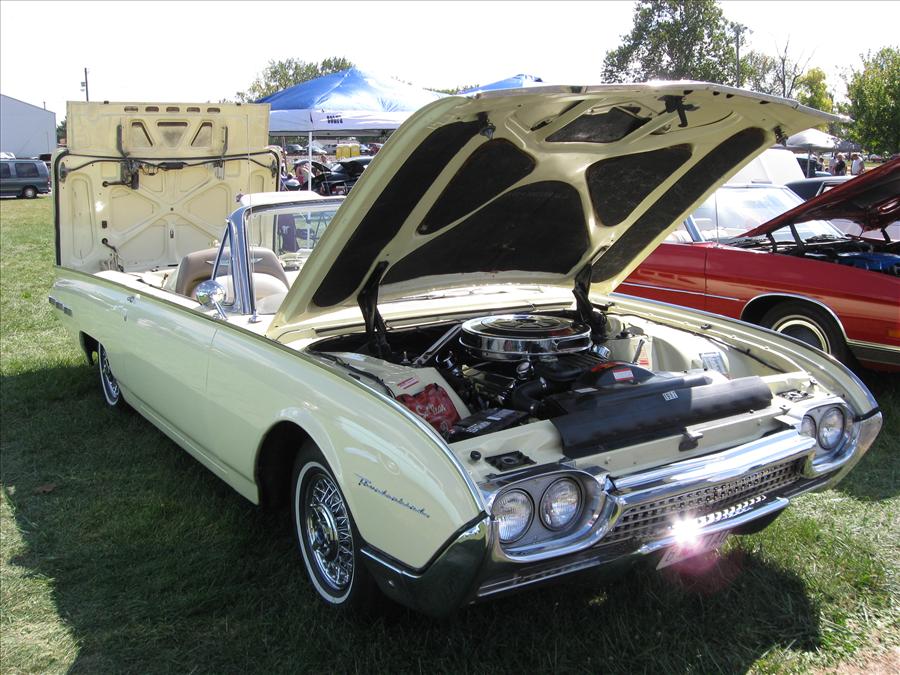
[325,156,373,192]
[786,175,853,200]
[0,158,51,198]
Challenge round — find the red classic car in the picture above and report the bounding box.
[621,159,899,371]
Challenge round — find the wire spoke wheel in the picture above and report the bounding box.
[98,344,121,405]
[303,472,354,592]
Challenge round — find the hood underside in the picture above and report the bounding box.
[269,83,834,337]
[741,158,900,237]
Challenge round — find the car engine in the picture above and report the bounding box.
[311,310,775,456]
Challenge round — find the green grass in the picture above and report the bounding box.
[2,197,898,674]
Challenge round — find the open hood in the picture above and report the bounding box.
[741,157,900,237]
[269,83,834,337]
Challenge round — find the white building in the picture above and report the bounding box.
[1,94,57,157]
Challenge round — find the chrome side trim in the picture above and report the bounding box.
[618,281,741,303]
[47,295,73,316]
[742,292,849,341]
[846,339,900,367]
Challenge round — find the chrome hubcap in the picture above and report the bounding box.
[772,316,831,353]
[99,347,120,402]
[304,474,353,591]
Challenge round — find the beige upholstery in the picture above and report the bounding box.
[665,229,694,243]
[174,246,290,298]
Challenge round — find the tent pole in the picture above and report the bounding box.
[308,131,313,192]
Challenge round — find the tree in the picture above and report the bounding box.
[602,0,736,84]
[236,57,354,102]
[741,50,780,95]
[769,39,811,99]
[795,67,833,129]
[56,118,66,144]
[796,67,831,111]
[846,46,900,154]
[740,41,811,99]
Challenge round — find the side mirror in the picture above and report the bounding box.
[196,279,227,319]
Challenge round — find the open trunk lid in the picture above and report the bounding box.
[55,101,278,272]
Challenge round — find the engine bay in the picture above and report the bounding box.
[310,307,788,462]
[729,235,900,276]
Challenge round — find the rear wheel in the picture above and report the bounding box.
[21,186,37,199]
[97,343,126,408]
[761,301,848,363]
[292,445,377,610]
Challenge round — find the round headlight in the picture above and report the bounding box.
[818,406,846,450]
[539,478,582,530]
[800,415,817,438]
[494,489,533,543]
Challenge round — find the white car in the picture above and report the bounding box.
[49,85,881,616]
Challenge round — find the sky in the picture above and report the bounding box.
[1,0,897,121]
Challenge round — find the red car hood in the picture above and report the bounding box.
[741,157,900,236]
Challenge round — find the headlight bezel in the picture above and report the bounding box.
[483,469,607,554]
[796,401,857,476]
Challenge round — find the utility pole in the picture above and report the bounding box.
[734,24,746,88]
[81,68,89,102]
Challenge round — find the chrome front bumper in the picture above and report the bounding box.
[362,413,882,616]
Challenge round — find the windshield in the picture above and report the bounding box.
[245,202,341,267]
[694,186,846,243]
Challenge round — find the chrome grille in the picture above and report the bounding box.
[603,458,803,546]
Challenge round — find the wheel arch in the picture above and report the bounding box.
[741,293,848,341]
[255,420,313,509]
[79,332,99,365]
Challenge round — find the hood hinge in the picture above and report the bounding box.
[573,264,606,340]
[357,261,391,359]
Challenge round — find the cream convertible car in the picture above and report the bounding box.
[50,85,882,616]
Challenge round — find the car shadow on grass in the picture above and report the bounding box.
[4,365,824,673]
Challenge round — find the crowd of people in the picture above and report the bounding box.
[809,152,868,176]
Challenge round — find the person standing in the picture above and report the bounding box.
[851,153,866,175]
[833,153,847,176]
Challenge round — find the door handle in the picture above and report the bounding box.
[126,294,140,303]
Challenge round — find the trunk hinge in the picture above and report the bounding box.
[573,264,607,340]
[357,261,391,359]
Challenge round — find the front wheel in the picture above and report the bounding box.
[761,301,848,363]
[292,446,377,609]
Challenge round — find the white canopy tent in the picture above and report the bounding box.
[785,128,840,176]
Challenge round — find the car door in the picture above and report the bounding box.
[618,221,711,312]
[118,291,219,452]
[0,162,12,195]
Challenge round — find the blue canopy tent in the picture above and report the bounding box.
[261,68,447,190]
[261,67,446,136]
[459,74,545,95]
